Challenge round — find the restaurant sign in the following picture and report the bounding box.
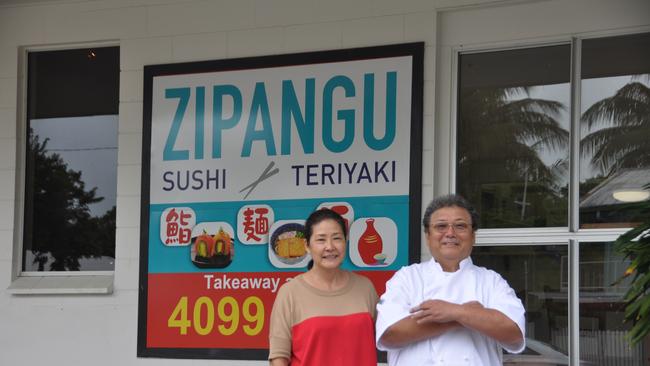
[137,42,424,359]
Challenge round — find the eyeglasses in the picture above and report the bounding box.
[430,222,471,233]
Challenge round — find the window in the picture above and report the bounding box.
[456,32,650,364]
[457,45,571,228]
[22,46,119,272]
[473,244,569,361]
[578,242,639,365]
[579,33,650,229]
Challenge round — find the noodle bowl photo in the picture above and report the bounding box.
[270,222,307,265]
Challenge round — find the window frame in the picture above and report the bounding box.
[450,34,643,241]
[448,30,650,365]
[9,41,119,294]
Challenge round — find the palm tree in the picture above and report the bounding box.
[581,80,650,175]
[457,86,569,227]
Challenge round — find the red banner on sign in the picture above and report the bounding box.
[146,271,393,349]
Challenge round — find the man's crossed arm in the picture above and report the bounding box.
[379,300,523,349]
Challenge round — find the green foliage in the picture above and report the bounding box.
[614,183,650,345]
[27,128,115,271]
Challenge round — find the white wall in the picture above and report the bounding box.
[0,0,647,365]
[0,0,441,364]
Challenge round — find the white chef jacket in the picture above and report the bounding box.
[376,257,526,366]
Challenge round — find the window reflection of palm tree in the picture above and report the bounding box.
[585,79,650,347]
[581,79,650,175]
[458,87,569,226]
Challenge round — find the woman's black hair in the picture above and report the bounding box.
[304,208,347,270]
[304,208,348,242]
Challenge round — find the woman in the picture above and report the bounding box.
[268,208,378,366]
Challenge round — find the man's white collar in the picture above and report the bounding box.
[428,256,473,273]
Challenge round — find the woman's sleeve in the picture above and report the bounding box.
[362,274,379,320]
[268,285,293,361]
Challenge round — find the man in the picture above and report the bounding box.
[376,194,525,365]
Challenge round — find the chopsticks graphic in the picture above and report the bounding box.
[239,161,279,199]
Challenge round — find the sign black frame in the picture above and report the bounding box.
[137,42,424,360]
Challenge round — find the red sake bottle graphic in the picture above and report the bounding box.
[358,219,383,265]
